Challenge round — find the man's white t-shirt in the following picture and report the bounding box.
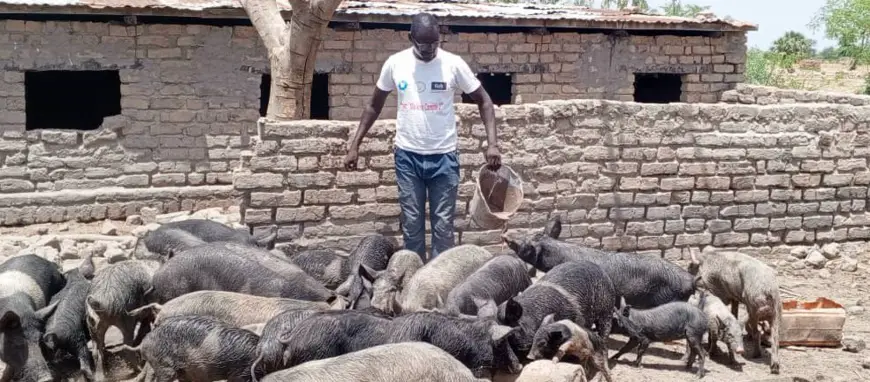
[376,48,482,155]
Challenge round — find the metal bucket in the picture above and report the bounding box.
[469,164,524,230]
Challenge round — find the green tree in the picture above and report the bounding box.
[810,0,870,70]
[818,46,841,59]
[600,0,650,10]
[772,31,817,58]
[659,0,711,17]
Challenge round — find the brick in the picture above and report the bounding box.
[695,177,729,190]
[304,189,353,205]
[286,173,334,188]
[675,233,712,246]
[251,191,302,207]
[647,206,681,220]
[275,207,325,223]
[714,232,749,246]
[791,174,821,187]
[619,177,658,191]
[640,163,678,176]
[660,178,695,191]
[734,218,769,231]
[335,171,380,187]
[234,173,283,190]
[755,175,790,188]
[330,204,401,220]
[735,190,768,203]
[626,221,664,235]
[608,207,645,220]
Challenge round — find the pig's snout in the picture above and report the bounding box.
[735,346,745,355]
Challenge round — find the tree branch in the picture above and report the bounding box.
[241,0,288,52]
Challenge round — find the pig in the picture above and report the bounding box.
[42,263,95,381]
[493,360,587,382]
[132,219,276,261]
[277,310,394,368]
[0,254,66,382]
[124,314,262,382]
[684,290,745,364]
[334,235,397,309]
[497,260,617,358]
[365,249,423,316]
[503,215,695,309]
[128,290,331,328]
[389,311,522,378]
[527,314,612,382]
[442,255,532,318]
[146,242,337,303]
[260,342,489,382]
[610,295,708,378]
[395,244,496,313]
[286,249,348,290]
[86,259,161,380]
[251,309,323,378]
[689,249,781,374]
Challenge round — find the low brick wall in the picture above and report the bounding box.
[235,99,870,257]
[722,84,870,106]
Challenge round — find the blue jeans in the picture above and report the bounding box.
[394,147,460,262]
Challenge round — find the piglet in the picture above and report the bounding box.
[686,290,745,364]
[286,249,348,290]
[610,295,708,378]
[396,244,496,313]
[689,249,781,374]
[128,290,331,328]
[260,342,488,382]
[43,260,95,381]
[251,309,323,379]
[335,234,397,310]
[123,314,262,382]
[365,249,423,316]
[442,255,532,319]
[528,314,612,382]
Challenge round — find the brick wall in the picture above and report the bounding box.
[327,29,748,120]
[0,18,746,226]
[722,84,870,105]
[236,100,870,257]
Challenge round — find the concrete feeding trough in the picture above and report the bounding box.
[779,297,847,348]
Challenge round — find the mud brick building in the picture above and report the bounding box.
[0,0,754,226]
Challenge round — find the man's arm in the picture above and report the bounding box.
[454,58,501,169]
[345,57,395,171]
[344,88,390,170]
[465,86,498,153]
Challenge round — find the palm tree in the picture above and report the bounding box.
[658,0,711,17]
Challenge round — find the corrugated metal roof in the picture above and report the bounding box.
[0,0,758,31]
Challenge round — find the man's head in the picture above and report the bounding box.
[409,12,440,62]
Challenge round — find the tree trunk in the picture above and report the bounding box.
[242,0,343,120]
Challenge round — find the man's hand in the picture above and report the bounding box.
[344,146,360,171]
[485,145,502,170]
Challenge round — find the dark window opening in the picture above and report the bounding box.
[462,72,513,106]
[25,70,121,131]
[260,73,330,119]
[633,73,682,104]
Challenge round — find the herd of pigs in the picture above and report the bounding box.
[0,215,784,382]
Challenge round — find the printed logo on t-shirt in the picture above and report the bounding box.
[398,80,408,91]
[430,81,447,92]
[415,81,426,92]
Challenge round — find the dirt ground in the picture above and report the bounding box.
[600,266,870,382]
[1,215,868,381]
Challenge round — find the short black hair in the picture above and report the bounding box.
[410,12,440,37]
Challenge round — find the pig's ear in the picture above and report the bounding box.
[43,333,58,350]
[0,310,21,330]
[544,215,562,239]
[546,325,568,344]
[358,264,384,282]
[35,301,60,322]
[502,298,523,325]
[502,235,521,254]
[541,313,555,327]
[489,324,514,343]
[475,298,498,321]
[715,315,726,329]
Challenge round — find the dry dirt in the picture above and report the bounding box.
[785,58,869,94]
[1,215,868,382]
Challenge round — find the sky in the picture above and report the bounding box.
[645,0,836,50]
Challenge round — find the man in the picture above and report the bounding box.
[343,12,501,261]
